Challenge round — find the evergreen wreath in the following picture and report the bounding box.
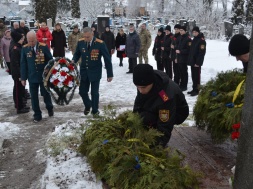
[193,69,246,143]
[79,106,200,189]
[43,57,80,105]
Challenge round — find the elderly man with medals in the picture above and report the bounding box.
[72,27,113,117]
[20,31,54,122]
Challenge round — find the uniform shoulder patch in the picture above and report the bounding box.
[23,44,28,47]
[200,44,205,49]
[95,38,103,43]
[159,90,169,102]
[39,42,46,46]
[78,38,85,41]
[159,110,170,122]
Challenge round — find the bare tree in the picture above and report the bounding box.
[79,0,106,20]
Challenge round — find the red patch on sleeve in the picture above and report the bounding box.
[159,90,169,102]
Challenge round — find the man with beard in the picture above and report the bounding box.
[139,23,151,64]
[187,26,206,96]
[101,26,115,57]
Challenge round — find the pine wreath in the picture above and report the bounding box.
[79,107,200,189]
[193,69,246,143]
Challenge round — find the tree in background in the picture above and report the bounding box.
[35,0,57,25]
[58,0,71,15]
[246,0,253,24]
[231,0,244,24]
[71,0,81,18]
[79,0,106,21]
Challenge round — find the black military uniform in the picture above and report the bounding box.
[176,26,191,91]
[162,25,173,78]
[188,27,206,96]
[133,64,189,147]
[10,33,29,114]
[153,27,165,71]
[170,24,181,84]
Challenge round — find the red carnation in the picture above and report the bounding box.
[231,131,240,140]
[59,58,67,64]
[63,79,69,86]
[53,79,60,86]
[52,69,58,75]
[67,75,73,81]
[68,64,75,71]
[60,71,67,77]
[232,123,240,130]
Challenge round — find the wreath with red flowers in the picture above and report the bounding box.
[43,57,80,105]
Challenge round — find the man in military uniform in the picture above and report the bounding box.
[20,31,54,122]
[187,27,206,96]
[228,34,250,73]
[72,27,113,117]
[139,23,151,64]
[133,64,189,147]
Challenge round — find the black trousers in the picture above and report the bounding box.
[13,79,25,110]
[173,61,180,85]
[191,66,201,92]
[178,63,188,88]
[163,57,172,79]
[128,58,137,72]
[156,60,164,71]
[119,57,123,65]
[6,62,11,74]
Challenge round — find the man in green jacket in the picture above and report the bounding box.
[139,23,151,64]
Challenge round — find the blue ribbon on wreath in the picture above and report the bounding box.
[134,156,141,170]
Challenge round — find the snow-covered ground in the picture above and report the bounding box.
[0,39,241,188]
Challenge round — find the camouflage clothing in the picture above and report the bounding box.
[68,31,82,55]
[139,29,151,64]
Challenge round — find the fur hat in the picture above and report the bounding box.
[174,24,181,29]
[229,34,250,56]
[192,26,200,33]
[165,25,171,32]
[133,64,155,86]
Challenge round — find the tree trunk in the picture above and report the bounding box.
[233,25,253,189]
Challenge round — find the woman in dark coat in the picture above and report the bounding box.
[115,28,126,67]
[51,23,67,57]
[152,27,165,71]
